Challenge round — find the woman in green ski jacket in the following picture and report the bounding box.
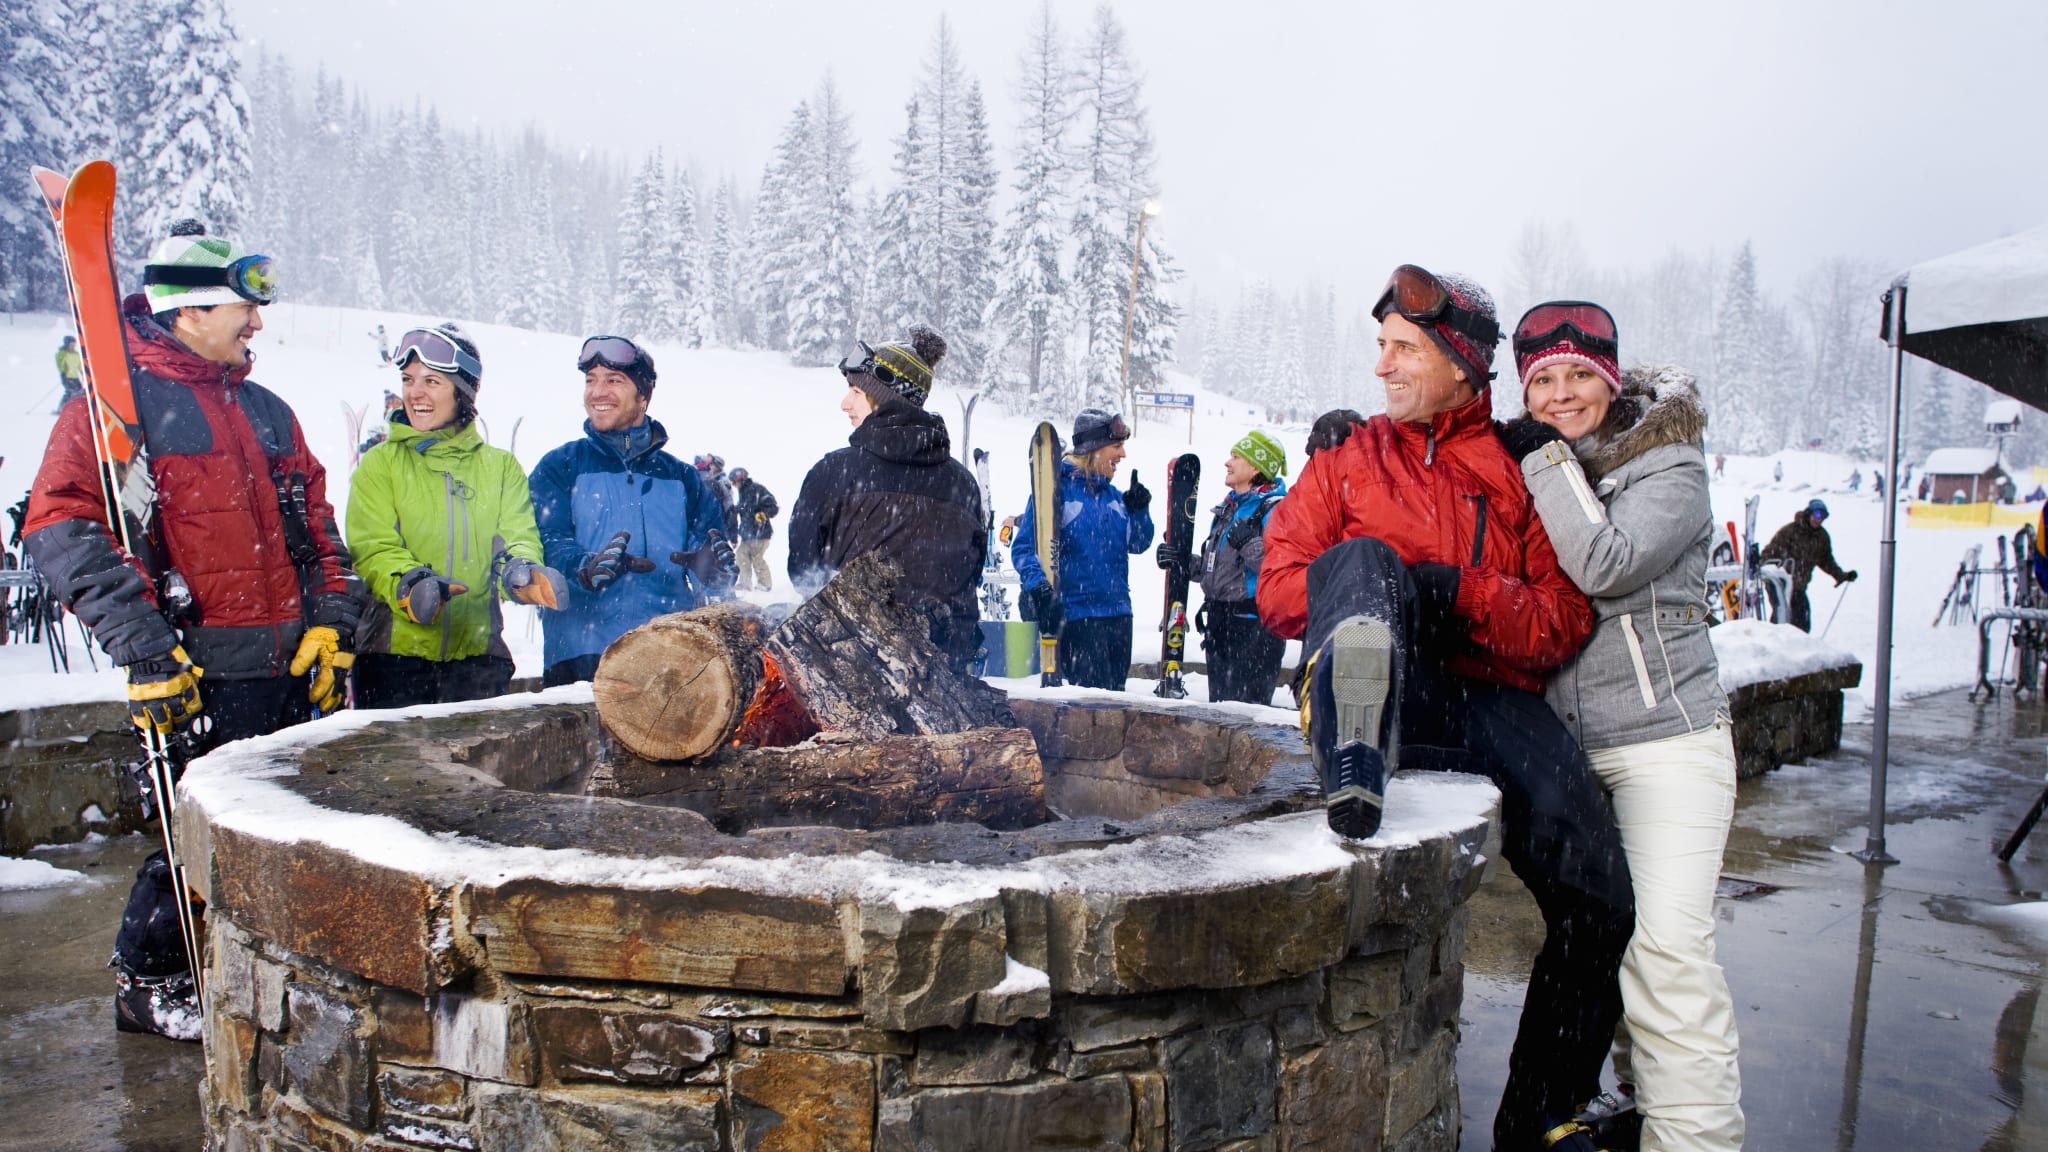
[346,324,565,707]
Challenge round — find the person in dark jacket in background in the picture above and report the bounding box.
[788,326,984,670]
[1190,430,1289,704]
[529,336,731,686]
[24,224,359,1040]
[1012,408,1156,690]
[696,453,740,540]
[1761,499,1855,632]
[730,467,779,592]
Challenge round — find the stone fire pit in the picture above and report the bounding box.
[179,686,1495,1151]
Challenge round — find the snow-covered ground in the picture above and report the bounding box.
[0,854,90,890]
[0,305,2026,717]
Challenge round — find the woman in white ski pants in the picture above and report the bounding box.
[1499,301,1743,1152]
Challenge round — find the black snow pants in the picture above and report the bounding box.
[542,653,602,688]
[353,653,514,709]
[1060,614,1133,690]
[116,676,311,975]
[1303,538,1635,1150]
[1202,600,1285,705]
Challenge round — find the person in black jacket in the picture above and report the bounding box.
[788,326,984,670]
[730,467,780,592]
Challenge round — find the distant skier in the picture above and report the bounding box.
[1773,460,1783,483]
[788,326,983,672]
[1012,408,1154,690]
[1188,431,1288,705]
[53,335,84,411]
[729,467,779,592]
[1761,499,1856,631]
[1847,468,1862,492]
[370,323,391,364]
[695,453,740,540]
[1713,453,1725,480]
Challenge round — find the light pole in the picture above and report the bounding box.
[1119,199,1162,430]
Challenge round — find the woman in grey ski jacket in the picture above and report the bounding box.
[1498,301,1741,1152]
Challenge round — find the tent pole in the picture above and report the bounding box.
[1856,281,1906,865]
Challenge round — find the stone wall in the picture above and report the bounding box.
[1728,663,1863,779]
[0,699,142,854]
[184,693,1497,1152]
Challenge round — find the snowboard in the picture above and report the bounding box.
[1156,453,1201,699]
[32,160,203,992]
[1029,422,1063,687]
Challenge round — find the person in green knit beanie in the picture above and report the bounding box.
[1192,429,1289,703]
[346,323,566,707]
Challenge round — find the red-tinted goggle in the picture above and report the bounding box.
[1513,301,1618,360]
[578,335,649,376]
[393,327,482,381]
[1371,264,1500,347]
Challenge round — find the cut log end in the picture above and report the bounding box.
[593,605,768,762]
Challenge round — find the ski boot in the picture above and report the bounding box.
[1538,1118,1613,1152]
[112,958,201,1042]
[1304,614,1396,839]
[1576,1087,1641,1151]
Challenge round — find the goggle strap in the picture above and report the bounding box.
[143,265,233,288]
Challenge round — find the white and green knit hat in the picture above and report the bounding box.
[142,220,264,313]
[1231,429,1287,480]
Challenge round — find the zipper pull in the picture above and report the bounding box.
[1425,426,1437,467]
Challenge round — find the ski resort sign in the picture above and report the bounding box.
[1135,391,1196,441]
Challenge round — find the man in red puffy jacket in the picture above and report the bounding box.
[1258,264,1632,1152]
[25,223,359,1040]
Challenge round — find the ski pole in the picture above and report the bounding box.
[1821,583,1850,638]
[23,383,59,414]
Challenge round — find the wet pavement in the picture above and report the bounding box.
[1463,689,2048,1151]
[3,687,2046,1150]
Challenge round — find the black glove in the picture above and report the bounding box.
[1411,562,1462,612]
[1123,471,1151,514]
[1307,409,1366,459]
[1027,583,1064,636]
[396,565,467,626]
[577,530,656,592]
[1495,416,1568,464]
[672,531,739,590]
[1156,542,1183,572]
[1225,518,1262,549]
[1840,570,1858,584]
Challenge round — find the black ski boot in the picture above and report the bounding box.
[1537,1119,1608,1151]
[1308,614,1396,839]
[112,959,201,1041]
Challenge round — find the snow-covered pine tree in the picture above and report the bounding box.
[379,106,429,313]
[745,100,814,352]
[870,96,929,335]
[0,0,77,309]
[707,181,742,345]
[612,154,664,338]
[990,3,1074,403]
[671,167,717,348]
[1713,242,1770,453]
[785,77,863,364]
[1066,5,1177,411]
[944,79,1000,386]
[128,0,252,267]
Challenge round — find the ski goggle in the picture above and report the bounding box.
[142,254,279,305]
[393,327,483,381]
[1513,301,1618,360]
[1371,263,1500,347]
[578,335,649,375]
[838,342,909,388]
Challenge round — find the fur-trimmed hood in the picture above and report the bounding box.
[1573,362,1707,479]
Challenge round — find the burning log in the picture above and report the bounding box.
[593,553,1016,762]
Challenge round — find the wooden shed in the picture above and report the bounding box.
[1919,446,2012,504]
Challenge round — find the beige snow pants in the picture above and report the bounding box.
[1588,721,1745,1152]
[735,538,773,592]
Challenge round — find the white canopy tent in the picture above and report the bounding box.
[1864,224,2048,862]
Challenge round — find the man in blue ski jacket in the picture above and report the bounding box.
[529,336,732,685]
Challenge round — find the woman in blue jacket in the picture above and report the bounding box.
[1012,408,1155,689]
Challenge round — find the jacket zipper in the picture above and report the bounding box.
[1424,425,1437,467]
[442,470,456,661]
[1466,494,1488,566]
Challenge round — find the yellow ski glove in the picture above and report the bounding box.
[127,646,204,736]
[289,626,355,713]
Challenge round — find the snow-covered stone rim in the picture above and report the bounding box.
[178,684,1497,911]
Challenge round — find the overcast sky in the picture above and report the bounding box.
[230,0,2048,314]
